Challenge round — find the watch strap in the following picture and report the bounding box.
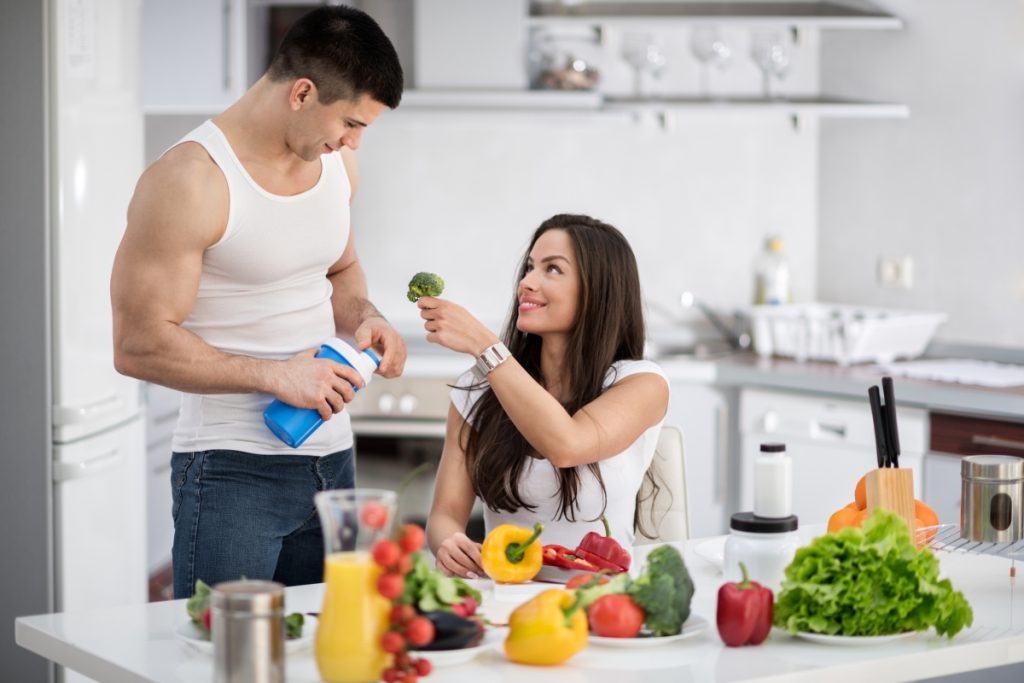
[474,341,511,378]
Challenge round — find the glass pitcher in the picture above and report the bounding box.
[314,488,396,683]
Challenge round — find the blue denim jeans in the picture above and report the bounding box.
[170,448,355,599]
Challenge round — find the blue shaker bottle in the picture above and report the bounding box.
[263,338,381,448]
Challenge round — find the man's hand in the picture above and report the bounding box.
[268,348,366,421]
[354,317,407,378]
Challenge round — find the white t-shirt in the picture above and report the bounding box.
[449,359,668,553]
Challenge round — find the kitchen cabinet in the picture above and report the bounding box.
[142,383,180,579]
[142,0,248,113]
[739,388,926,525]
[664,373,737,537]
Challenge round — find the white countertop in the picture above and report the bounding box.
[15,533,1024,683]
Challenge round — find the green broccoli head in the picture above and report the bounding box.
[407,272,445,302]
[626,545,694,636]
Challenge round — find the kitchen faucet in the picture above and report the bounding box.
[679,291,751,350]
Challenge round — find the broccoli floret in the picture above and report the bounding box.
[627,545,695,636]
[407,272,445,302]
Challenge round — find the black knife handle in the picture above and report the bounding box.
[868,386,888,469]
[882,376,901,467]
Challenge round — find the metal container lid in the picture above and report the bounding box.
[210,580,285,616]
[961,455,1024,482]
[730,511,798,533]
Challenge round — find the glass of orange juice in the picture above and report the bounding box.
[313,488,396,683]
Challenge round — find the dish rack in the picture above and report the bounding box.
[748,303,947,366]
[917,524,1024,563]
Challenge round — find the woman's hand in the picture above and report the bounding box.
[434,532,484,579]
[417,297,499,356]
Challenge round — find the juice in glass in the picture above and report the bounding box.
[315,551,391,682]
[314,489,397,683]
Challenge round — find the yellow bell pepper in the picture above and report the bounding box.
[505,588,588,666]
[481,522,544,584]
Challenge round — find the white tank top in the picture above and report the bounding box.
[169,120,354,456]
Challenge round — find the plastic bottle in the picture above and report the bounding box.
[263,338,380,448]
[753,442,792,519]
[754,235,791,305]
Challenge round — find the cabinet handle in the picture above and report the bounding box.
[971,434,1024,452]
[222,0,232,91]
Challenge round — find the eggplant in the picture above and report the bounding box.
[416,611,484,651]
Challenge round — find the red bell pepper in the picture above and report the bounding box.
[716,562,774,647]
[541,544,602,572]
[574,516,630,572]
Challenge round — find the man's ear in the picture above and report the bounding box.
[289,78,317,111]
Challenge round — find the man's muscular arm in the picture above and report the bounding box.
[111,145,361,420]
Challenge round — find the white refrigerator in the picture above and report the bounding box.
[50,0,147,592]
[4,1,146,680]
[50,0,148,679]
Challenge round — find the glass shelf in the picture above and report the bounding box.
[528,1,903,30]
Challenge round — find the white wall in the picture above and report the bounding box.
[819,0,1024,348]
[353,113,818,336]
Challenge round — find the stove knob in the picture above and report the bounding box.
[377,393,396,414]
[398,394,418,415]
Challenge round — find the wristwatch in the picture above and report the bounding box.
[474,341,511,378]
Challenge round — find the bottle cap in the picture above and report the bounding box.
[760,443,786,453]
[730,511,798,533]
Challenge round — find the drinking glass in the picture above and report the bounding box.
[750,31,791,99]
[621,32,667,97]
[690,25,732,98]
[314,488,397,683]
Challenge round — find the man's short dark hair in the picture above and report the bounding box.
[267,5,403,109]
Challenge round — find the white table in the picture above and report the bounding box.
[15,534,1024,683]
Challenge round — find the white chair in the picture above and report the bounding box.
[636,424,690,544]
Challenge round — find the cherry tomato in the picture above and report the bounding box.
[390,604,415,625]
[372,539,401,569]
[398,524,425,554]
[360,500,389,530]
[413,657,432,676]
[587,594,644,638]
[382,667,399,683]
[201,607,212,633]
[460,595,478,616]
[378,573,405,600]
[381,630,405,654]
[405,615,435,647]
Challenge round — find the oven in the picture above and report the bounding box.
[347,352,485,540]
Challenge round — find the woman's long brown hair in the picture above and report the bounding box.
[459,214,652,526]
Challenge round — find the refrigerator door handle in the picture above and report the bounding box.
[54,448,122,483]
[53,394,124,426]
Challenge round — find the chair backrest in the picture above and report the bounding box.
[636,424,690,544]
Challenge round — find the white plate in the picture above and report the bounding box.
[588,614,709,648]
[410,627,505,666]
[792,630,917,646]
[174,617,316,655]
[693,538,725,572]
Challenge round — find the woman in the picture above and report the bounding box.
[419,214,669,578]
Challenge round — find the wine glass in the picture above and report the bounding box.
[689,25,732,99]
[621,32,667,98]
[750,31,791,99]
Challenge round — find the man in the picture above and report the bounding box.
[111,6,407,598]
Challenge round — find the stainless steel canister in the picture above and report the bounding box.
[961,455,1024,543]
[211,580,285,683]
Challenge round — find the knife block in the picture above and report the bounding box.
[865,468,916,532]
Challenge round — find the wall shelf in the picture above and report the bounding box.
[528,1,903,30]
[393,90,908,123]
